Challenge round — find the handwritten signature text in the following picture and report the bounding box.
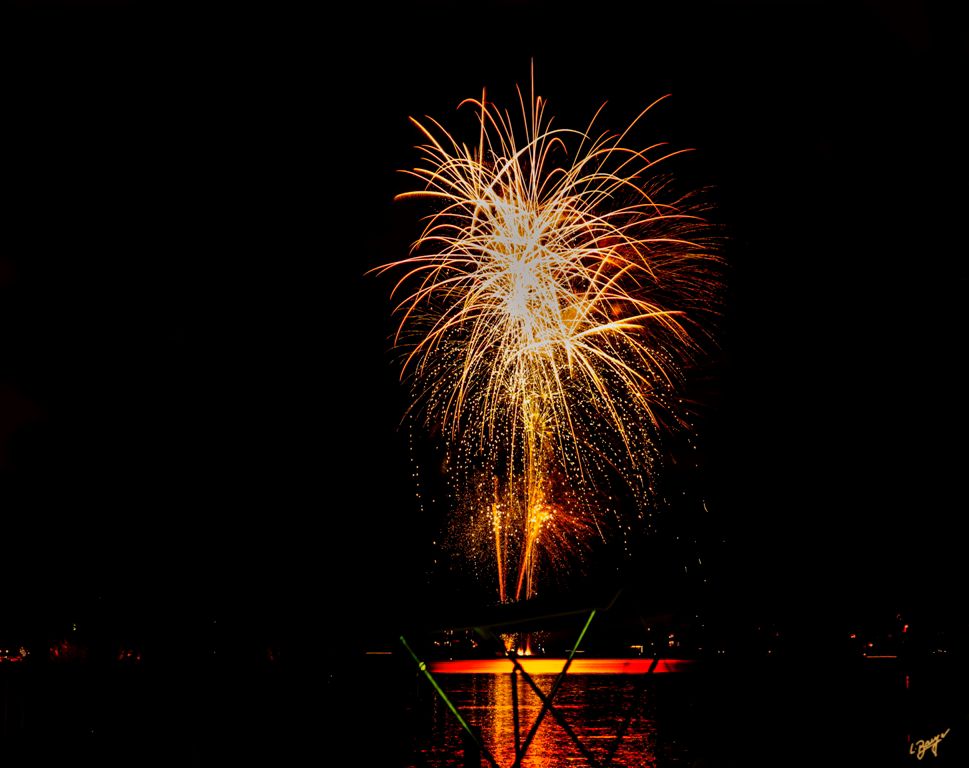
[910,728,950,760]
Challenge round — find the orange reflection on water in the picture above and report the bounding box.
[430,669,661,767]
[429,657,692,675]
[415,662,679,767]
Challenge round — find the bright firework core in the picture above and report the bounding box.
[376,73,721,603]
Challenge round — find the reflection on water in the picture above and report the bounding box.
[409,672,684,767]
[401,660,965,767]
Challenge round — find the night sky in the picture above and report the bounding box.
[2,1,966,655]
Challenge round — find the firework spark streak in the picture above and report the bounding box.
[375,74,720,602]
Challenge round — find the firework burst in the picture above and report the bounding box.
[376,73,721,602]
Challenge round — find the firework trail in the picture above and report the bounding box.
[376,72,720,602]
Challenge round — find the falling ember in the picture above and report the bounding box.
[375,69,721,602]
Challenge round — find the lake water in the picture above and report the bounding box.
[380,656,967,768]
[1,654,965,767]
[407,671,688,767]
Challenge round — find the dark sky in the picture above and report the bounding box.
[2,1,966,648]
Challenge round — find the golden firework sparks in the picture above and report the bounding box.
[375,71,721,601]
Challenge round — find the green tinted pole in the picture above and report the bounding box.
[507,651,602,768]
[511,609,597,768]
[400,635,501,768]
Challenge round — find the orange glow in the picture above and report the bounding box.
[428,657,692,675]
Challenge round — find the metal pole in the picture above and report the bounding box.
[400,636,502,768]
[511,609,597,768]
[510,666,521,760]
[510,654,603,768]
[601,655,659,767]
